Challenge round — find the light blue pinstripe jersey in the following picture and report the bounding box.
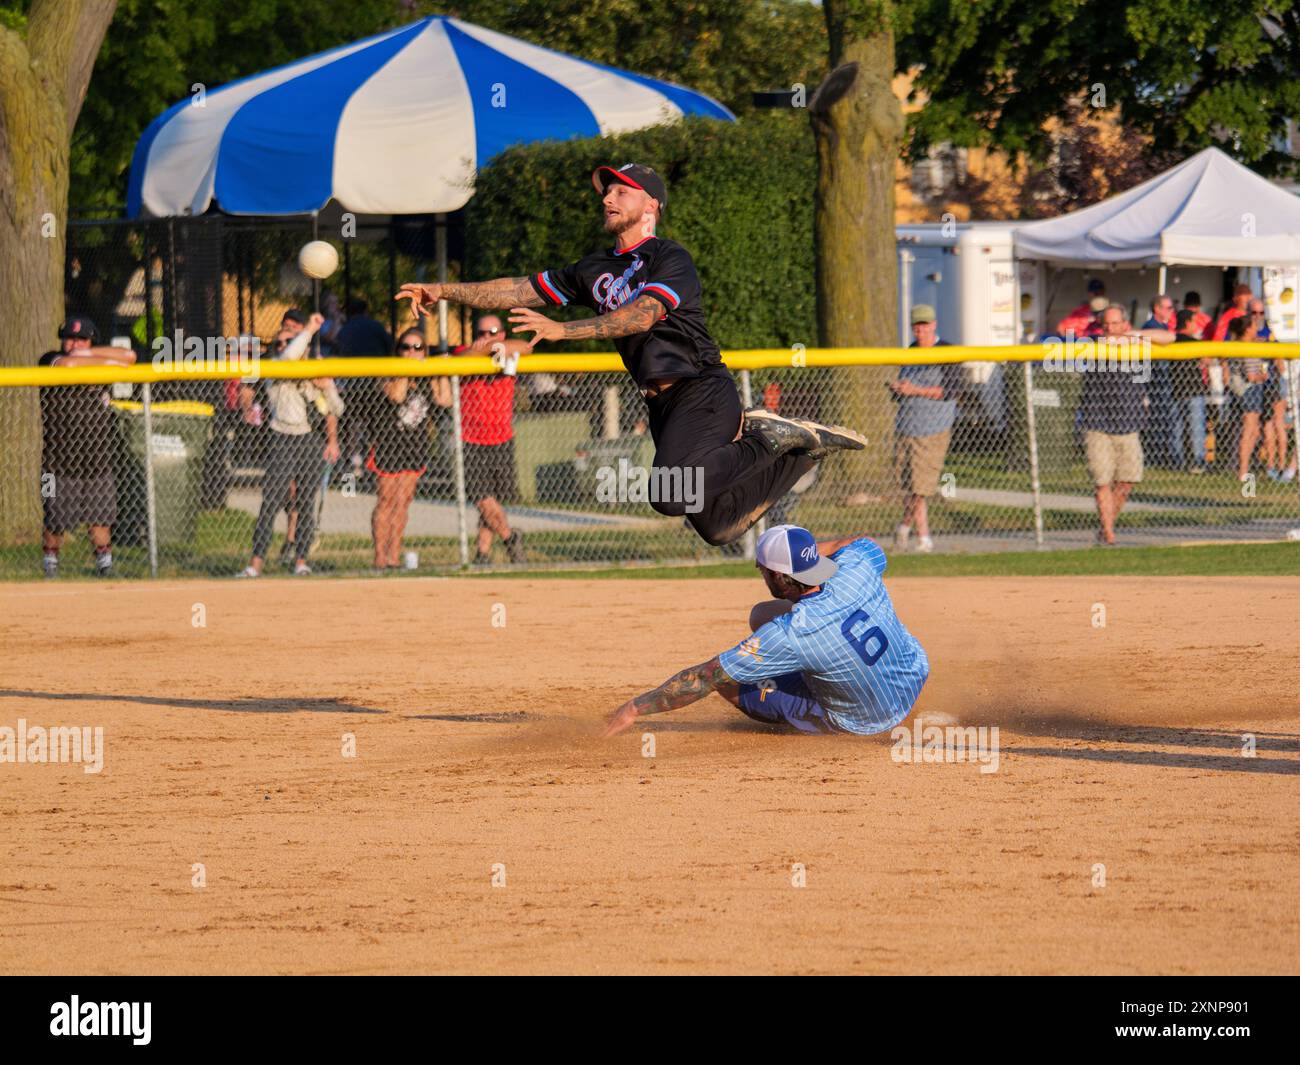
[719,539,929,735]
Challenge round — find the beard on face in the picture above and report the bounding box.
[602,207,641,236]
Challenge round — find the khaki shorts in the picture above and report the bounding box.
[1084,430,1143,486]
[894,429,951,497]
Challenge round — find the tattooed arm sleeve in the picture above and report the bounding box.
[440,277,545,309]
[630,656,735,718]
[556,294,663,341]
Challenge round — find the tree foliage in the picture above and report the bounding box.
[897,0,1300,175]
[51,0,827,213]
[467,113,818,350]
[441,0,827,117]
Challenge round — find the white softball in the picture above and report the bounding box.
[298,240,339,280]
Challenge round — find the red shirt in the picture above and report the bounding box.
[1057,301,1100,337]
[454,345,515,445]
[1211,306,1245,341]
[1189,310,1211,339]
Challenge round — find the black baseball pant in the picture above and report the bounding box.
[645,368,815,546]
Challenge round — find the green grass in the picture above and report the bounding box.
[4,491,1296,581]
[455,541,1300,579]
[7,538,1295,581]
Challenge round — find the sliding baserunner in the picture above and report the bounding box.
[602,525,930,737]
[396,162,864,546]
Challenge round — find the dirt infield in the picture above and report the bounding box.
[1,573,1296,975]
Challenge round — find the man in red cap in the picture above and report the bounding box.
[396,163,865,547]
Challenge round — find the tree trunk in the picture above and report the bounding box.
[811,1,904,504]
[0,0,117,545]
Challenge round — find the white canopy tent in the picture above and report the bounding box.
[1000,147,1300,548]
[1014,147,1300,268]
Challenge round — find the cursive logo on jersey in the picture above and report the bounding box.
[592,256,646,313]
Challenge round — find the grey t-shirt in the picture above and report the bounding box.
[896,341,961,438]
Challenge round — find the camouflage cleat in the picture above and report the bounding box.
[742,408,822,457]
[792,417,867,457]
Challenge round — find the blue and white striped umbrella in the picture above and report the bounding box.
[127,16,733,218]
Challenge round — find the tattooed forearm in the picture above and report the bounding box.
[559,294,662,340]
[441,277,543,309]
[631,656,733,717]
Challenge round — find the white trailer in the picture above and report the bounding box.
[896,221,1237,342]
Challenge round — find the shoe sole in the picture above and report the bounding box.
[794,418,867,452]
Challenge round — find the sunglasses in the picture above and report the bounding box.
[398,341,425,351]
[476,326,501,337]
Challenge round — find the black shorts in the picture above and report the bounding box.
[43,471,117,532]
[464,441,517,504]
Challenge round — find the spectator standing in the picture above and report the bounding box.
[888,304,964,554]
[1245,302,1290,481]
[336,297,393,358]
[454,314,528,565]
[336,297,393,470]
[279,308,306,338]
[38,316,137,578]
[1248,298,1273,341]
[1210,283,1253,341]
[1057,278,1106,337]
[1142,294,1180,467]
[318,292,344,356]
[1182,291,1212,339]
[1079,305,1175,545]
[1172,309,1210,473]
[238,314,342,576]
[1226,315,1269,484]
[266,308,311,552]
[365,329,436,570]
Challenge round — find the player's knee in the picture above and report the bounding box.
[749,599,793,632]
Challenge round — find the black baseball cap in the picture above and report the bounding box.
[592,163,667,211]
[58,315,98,341]
[1086,278,1105,294]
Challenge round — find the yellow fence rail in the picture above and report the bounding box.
[1,341,1299,387]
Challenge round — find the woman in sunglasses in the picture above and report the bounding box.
[366,329,436,570]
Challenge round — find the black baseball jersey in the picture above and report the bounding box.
[529,235,722,389]
[38,351,116,478]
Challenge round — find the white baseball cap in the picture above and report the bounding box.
[755,525,838,585]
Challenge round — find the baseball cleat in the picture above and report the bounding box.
[792,417,867,455]
[742,408,822,457]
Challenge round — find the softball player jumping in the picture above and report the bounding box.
[396,163,865,547]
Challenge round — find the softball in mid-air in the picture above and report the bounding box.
[298,240,339,280]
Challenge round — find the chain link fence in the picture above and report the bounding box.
[0,217,1292,577]
[5,346,1299,579]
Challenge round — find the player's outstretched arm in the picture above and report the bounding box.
[52,345,138,367]
[602,655,733,737]
[510,294,662,349]
[816,534,869,557]
[394,278,544,318]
